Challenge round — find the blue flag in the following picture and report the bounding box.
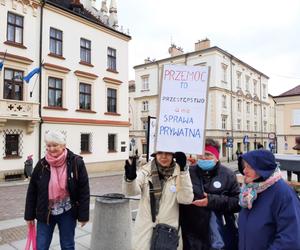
[23,67,41,83]
[0,61,3,71]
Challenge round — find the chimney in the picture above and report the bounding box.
[195,38,210,51]
[144,57,151,64]
[70,0,84,12]
[168,44,184,57]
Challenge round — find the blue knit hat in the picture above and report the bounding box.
[240,150,277,180]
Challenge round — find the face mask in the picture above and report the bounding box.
[197,159,216,171]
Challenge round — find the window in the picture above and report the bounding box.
[262,84,267,98]
[254,104,257,115]
[142,101,149,111]
[49,27,63,56]
[246,120,250,131]
[79,83,91,110]
[108,134,116,152]
[107,47,116,71]
[48,77,62,107]
[237,99,242,112]
[80,38,91,63]
[246,102,250,113]
[221,115,227,130]
[141,75,149,90]
[245,75,250,92]
[222,95,227,108]
[264,121,267,132]
[4,68,23,100]
[221,64,228,82]
[142,120,148,130]
[7,12,23,44]
[5,134,19,156]
[253,80,257,95]
[107,88,117,113]
[80,133,91,153]
[236,72,241,89]
[293,109,300,125]
[237,119,241,130]
[254,121,258,131]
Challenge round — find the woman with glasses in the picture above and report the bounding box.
[24,131,90,250]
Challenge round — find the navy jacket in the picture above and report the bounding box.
[238,150,300,250]
[24,149,90,223]
[180,162,240,250]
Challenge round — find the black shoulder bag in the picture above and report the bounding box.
[149,181,179,250]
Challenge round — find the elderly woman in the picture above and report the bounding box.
[123,151,193,250]
[24,131,90,250]
[238,150,300,250]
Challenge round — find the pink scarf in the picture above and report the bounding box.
[239,167,282,209]
[45,149,69,202]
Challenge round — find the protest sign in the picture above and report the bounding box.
[155,64,209,154]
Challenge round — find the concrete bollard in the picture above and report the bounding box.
[90,193,132,250]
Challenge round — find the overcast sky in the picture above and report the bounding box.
[97,0,300,96]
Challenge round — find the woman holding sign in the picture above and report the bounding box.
[123,151,193,250]
[180,138,240,250]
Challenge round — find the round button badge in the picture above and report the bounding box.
[170,185,177,193]
[213,181,222,189]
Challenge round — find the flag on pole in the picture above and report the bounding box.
[23,67,41,83]
[0,50,7,71]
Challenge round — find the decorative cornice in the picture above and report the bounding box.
[74,70,98,80]
[103,77,122,85]
[43,63,71,73]
[0,52,33,65]
[42,116,130,127]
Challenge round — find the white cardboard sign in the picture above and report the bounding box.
[155,65,209,155]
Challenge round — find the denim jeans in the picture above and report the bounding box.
[37,209,76,250]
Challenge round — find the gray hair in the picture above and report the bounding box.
[44,131,66,145]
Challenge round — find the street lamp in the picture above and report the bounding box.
[254,133,257,150]
[226,132,230,163]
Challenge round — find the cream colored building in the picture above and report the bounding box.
[0,0,131,179]
[273,85,300,154]
[131,40,273,161]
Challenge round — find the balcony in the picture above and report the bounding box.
[0,99,40,133]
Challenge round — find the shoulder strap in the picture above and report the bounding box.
[149,181,156,223]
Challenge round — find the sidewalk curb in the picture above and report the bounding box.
[0,170,124,188]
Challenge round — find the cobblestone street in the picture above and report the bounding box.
[0,173,124,247]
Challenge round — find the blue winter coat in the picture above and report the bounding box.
[238,150,300,250]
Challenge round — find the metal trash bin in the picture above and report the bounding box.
[90,193,132,250]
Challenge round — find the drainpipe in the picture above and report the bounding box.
[259,74,263,144]
[38,1,45,159]
[273,98,277,153]
[230,56,234,160]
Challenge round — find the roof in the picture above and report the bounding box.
[134,46,269,79]
[45,0,131,39]
[276,85,300,97]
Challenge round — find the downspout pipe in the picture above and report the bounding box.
[38,1,45,159]
[259,74,263,144]
[230,56,234,160]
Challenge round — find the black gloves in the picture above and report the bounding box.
[124,157,137,181]
[174,152,187,171]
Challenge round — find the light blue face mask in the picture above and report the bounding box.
[197,159,216,171]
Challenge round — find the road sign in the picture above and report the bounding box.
[226,142,233,148]
[131,138,136,147]
[268,133,276,140]
[269,142,275,149]
[243,135,249,144]
[227,137,234,143]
